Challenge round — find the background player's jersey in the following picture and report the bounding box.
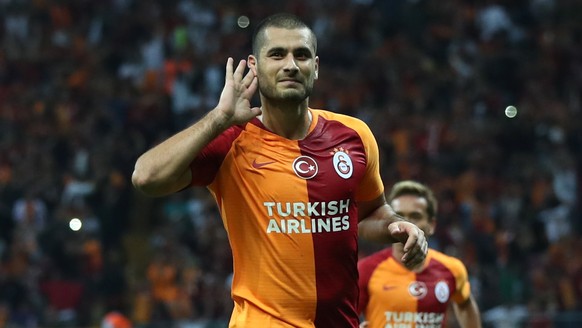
[358,248,471,328]
[189,109,384,328]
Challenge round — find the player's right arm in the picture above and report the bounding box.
[132,58,260,197]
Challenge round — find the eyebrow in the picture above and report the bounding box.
[266,47,286,54]
[266,46,313,55]
[395,210,424,216]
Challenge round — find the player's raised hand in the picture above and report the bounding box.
[215,58,261,126]
[387,221,428,269]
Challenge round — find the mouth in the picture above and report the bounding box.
[279,79,301,85]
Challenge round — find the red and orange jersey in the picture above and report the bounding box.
[358,248,471,328]
[189,109,384,327]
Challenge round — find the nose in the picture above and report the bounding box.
[283,54,299,73]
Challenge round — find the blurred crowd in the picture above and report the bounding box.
[0,0,580,327]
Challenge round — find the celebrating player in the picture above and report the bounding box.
[132,13,427,327]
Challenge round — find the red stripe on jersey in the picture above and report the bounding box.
[301,116,368,327]
[415,258,456,316]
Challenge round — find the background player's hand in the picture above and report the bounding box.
[388,221,428,268]
[359,321,369,328]
[215,58,261,126]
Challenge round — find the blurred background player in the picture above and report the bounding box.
[358,181,481,328]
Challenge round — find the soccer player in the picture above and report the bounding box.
[358,181,481,328]
[132,13,428,327]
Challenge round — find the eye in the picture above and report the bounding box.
[269,51,284,58]
[294,51,311,60]
[396,211,425,222]
[408,213,424,222]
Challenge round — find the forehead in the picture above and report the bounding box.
[390,195,428,213]
[259,27,315,53]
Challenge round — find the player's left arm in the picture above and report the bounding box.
[353,118,427,267]
[358,194,427,268]
[452,294,482,328]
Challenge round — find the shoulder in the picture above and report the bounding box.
[204,123,247,152]
[358,248,392,284]
[312,109,376,139]
[358,248,393,269]
[427,249,468,275]
[313,109,370,128]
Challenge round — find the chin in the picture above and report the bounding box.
[282,88,312,100]
[270,92,308,103]
[260,86,311,103]
[282,94,307,102]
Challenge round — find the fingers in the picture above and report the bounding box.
[241,64,256,88]
[225,58,251,83]
[402,250,422,268]
[402,229,418,253]
[242,75,258,99]
[226,58,256,95]
[225,57,234,83]
[233,59,247,83]
[400,226,427,268]
[219,57,259,123]
[236,59,257,99]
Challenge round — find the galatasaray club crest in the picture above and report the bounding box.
[330,147,353,179]
[435,281,450,303]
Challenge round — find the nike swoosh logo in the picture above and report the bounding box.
[383,285,397,291]
[252,159,276,169]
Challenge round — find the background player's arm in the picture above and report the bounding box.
[132,58,259,197]
[358,194,427,267]
[453,294,482,328]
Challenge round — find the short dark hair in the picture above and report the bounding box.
[387,180,438,221]
[252,13,317,56]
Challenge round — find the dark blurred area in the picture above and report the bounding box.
[0,0,580,327]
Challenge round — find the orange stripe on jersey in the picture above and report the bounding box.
[358,248,471,328]
[189,109,384,327]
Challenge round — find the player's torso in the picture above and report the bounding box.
[211,111,372,327]
[366,252,457,328]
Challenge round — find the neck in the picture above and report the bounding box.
[259,100,312,140]
[392,243,426,273]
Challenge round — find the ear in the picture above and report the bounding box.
[248,54,257,75]
[314,56,319,80]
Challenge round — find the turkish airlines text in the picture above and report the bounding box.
[264,200,351,234]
